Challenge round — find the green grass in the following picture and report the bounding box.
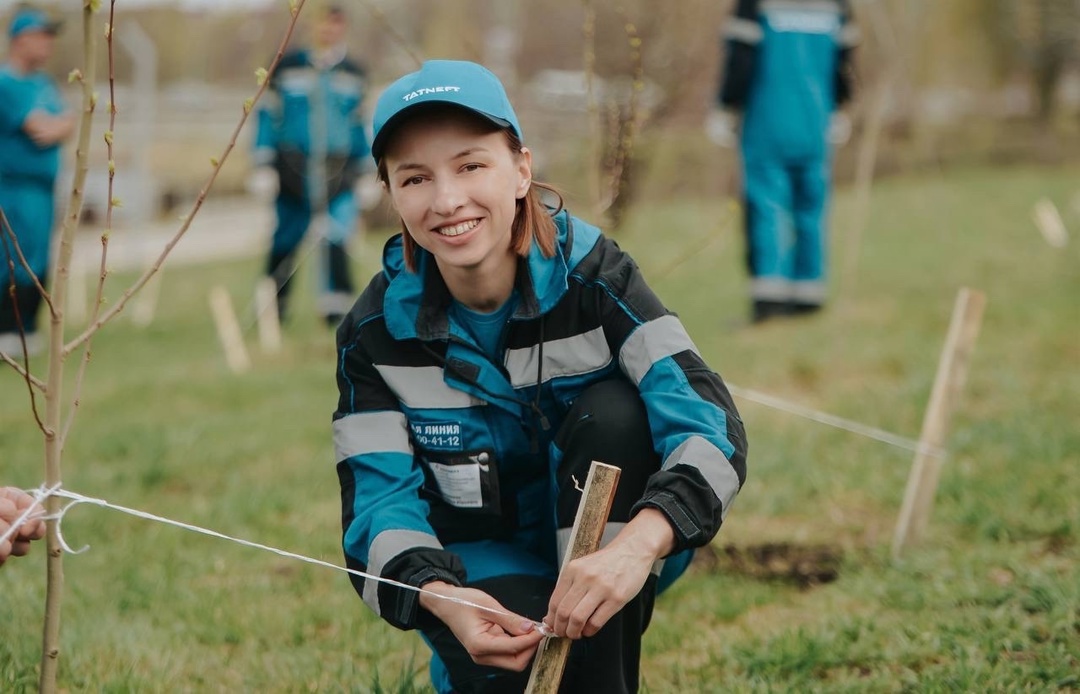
[2,164,1078,691]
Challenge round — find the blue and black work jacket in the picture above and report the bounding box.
[333,211,748,630]
[718,0,859,161]
[253,48,369,201]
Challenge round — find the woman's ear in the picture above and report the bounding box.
[516,147,534,200]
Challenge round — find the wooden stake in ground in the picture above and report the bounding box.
[1032,198,1069,248]
[254,277,282,354]
[525,461,621,694]
[209,286,251,373]
[892,287,986,559]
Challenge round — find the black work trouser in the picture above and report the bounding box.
[420,378,664,694]
[0,282,45,333]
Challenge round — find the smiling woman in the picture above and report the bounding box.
[332,59,748,694]
[380,108,533,312]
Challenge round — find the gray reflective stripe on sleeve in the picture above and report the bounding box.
[762,0,841,13]
[791,280,827,304]
[333,411,411,462]
[664,436,740,520]
[280,66,318,93]
[750,277,792,302]
[374,365,486,409]
[724,17,764,44]
[256,91,281,114]
[362,529,443,615]
[556,522,627,565]
[838,23,861,47]
[504,327,612,388]
[318,291,355,316]
[618,315,700,386]
[330,71,364,95]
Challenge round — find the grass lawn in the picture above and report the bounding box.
[2,164,1078,691]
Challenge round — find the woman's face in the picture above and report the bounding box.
[384,110,532,279]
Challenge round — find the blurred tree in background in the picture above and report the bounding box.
[986,0,1080,122]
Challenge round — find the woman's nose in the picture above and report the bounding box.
[431,177,466,216]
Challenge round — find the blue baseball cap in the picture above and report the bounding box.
[371,60,522,161]
[8,7,63,39]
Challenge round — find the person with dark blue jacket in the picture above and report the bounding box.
[334,60,748,693]
[711,0,858,323]
[250,5,369,326]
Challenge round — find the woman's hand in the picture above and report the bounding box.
[420,581,544,671]
[544,508,675,639]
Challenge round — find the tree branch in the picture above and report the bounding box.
[1,222,47,432]
[0,209,55,316]
[62,4,119,446]
[0,349,46,391]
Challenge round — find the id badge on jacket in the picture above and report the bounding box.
[422,450,501,515]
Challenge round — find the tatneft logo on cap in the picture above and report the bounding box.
[402,86,462,102]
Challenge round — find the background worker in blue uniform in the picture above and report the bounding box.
[334,60,748,693]
[249,4,370,327]
[709,0,858,323]
[0,5,74,357]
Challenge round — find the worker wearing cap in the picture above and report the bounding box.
[249,4,370,327]
[334,59,747,693]
[0,5,74,357]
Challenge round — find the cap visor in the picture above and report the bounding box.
[372,102,513,161]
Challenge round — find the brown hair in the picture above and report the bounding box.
[376,110,562,273]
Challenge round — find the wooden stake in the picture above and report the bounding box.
[892,287,986,559]
[525,461,621,694]
[1032,198,1069,248]
[209,285,251,373]
[254,277,282,354]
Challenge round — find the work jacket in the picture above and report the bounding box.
[334,210,747,629]
[252,48,369,202]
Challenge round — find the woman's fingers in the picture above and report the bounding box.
[11,538,33,557]
[582,600,622,638]
[466,625,543,670]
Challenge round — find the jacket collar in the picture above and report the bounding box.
[382,211,573,342]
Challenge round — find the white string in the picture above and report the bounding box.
[726,384,947,459]
[22,485,554,637]
[0,483,59,549]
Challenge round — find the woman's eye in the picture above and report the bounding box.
[401,176,424,187]
[462,163,483,173]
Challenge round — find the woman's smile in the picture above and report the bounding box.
[434,218,482,238]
